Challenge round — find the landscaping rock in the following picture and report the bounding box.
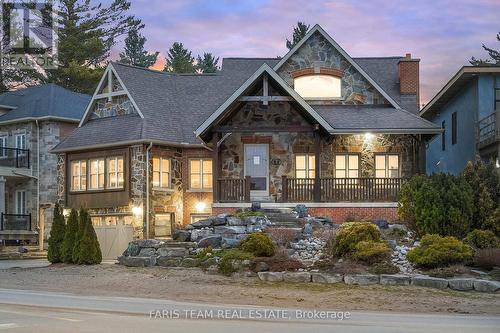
[118,256,156,267]
[172,230,191,242]
[190,218,214,229]
[138,247,156,257]
[448,279,475,291]
[133,239,163,249]
[200,257,218,268]
[411,276,448,289]
[157,257,182,267]
[283,272,311,283]
[214,214,229,225]
[257,271,284,282]
[372,219,389,229]
[226,216,245,226]
[388,240,397,250]
[198,235,222,248]
[311,273,343,284]
[246,224,264,233]
[344,274,379,285]
[294,204,308,218]
[388,224,407,231]
[473,280,500,292]
[157,247,189,258]
[190,229,214,242]
[214,226,246,234]
[253,261,269,272]
[303,223,313,236]
[221,238,241,249]
[180,258,198,268]
[380,274,411,286]
[121,243,140,257]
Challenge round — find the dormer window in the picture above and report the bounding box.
[292,67,343,99]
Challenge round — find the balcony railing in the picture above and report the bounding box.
[217,177,251,202]
[0,213,32,231]
[477,112,498,146]
[0,147,30,168]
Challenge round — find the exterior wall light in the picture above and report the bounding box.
[195,201,206,212]
[132,206,143,216]
[62,209,70,217]
[364,132,374,141]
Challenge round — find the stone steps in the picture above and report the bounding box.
[160,240,197,249]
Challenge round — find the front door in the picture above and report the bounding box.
[244,144,269,197]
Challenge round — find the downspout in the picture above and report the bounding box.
[35,120,40,235]
[145,142,153,239]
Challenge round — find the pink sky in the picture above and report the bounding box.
[111,0,500,106]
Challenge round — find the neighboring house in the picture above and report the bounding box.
[52,24,440,250]
[421,66,500,175]
[0,84,90,244]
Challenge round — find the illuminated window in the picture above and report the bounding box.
[190,159,212,190]
[295,154,315,178]
[88,158,105,190]
[71,160,87,191]
[294,75,341,99]
[153,157,170,188]
[375,154,400,178]
[335,154,359,178]
[107,156,124,189]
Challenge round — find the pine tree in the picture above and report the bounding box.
[470,32,500,66]
[61,209,79,263]
[72,208,87,263]
[77,209,102,265]
[286,22,310,50]
[163,42,195,73]
[196,53,219,73]
[47,204,66,263]
[119,28,159,68]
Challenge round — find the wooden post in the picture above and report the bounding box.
[313,127,321,202]
[212,133,220,203]
[244,176,251,202]
[281,175,288,202]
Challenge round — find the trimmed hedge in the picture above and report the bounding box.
[47,204,66,263]
[333,222,381,257]
[61,209,79,263]
[240,233,275,257]
[407,234,473,268]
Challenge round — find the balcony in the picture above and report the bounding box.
[0,213,32,231]
[477,112,499,149]
[0,147,30,169]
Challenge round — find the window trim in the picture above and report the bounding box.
[70,160,87,192]
[15,133,27,156]
[334,153,360,178]
[189,158,213,191]
[88,158,105,190]
[295,154,316,178]
[152,157,171,189]
[106,156,125,189]
[15,190,26,215]
[293,74,342,100]
[374,153,400,178]
[451,112,457,145]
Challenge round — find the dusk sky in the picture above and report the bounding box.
[111,0,500,105]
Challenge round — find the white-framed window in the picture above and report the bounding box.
[375,154,400,178]
[294,75,341,99]
[191,214,209,223]
[0,136,7,158]
[189,159,212,190]
[335,154,359,178]
[295,154,315,178]
[15,133,26,156]
[15,190,26,215]
[152,157,170,188]
[71,160,87,191]
[88,158,105,190]
[107,156,124,189]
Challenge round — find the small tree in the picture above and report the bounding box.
[119,27,159,68]
[470,32,500,66]
[163,42,195,73]
[72,208,87,263]
[47,204,66,263]
[286,21,310,50]
[196,53,219,73]
[61,209,79,263]
[77,209,102,265]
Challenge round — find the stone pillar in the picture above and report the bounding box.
[212,133,220,203]
[0,177,5,229]
[313,128,321,202]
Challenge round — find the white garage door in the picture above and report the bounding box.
[94,225,134,260]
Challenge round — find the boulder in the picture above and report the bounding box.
[311,273,343,284]
[380,274,411,286]
[243,216,260,225]
[172,230,191,242]
[411,276,448,289]
[473,280,500,292]
[157,247,189,258]
[214,214,230,225]
[344,274,379,285]
[122,243,140,257]
[253,261,269,272]
[387,240,397,250]
[119,256,156,267]
[138,247,156,257]
[214,226,247,234]
[200,257,218,268]
[190,218,214,229]
[197,235,222,248]
[388,224,407,231]
[283,272,311,283]
[226,216,245,226]
[180,258,199,268]
[221,238,241,249]
[310,217,332,226]
[372,220,389,229]
[303,223,313,236]
[190,229,214,242]
[257,271,284,282]
[157,257,182,267]
[132,239,163,249]
[448,279,475,291]
[294,204,308,218]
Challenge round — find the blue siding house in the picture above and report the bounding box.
[420,66,500,175]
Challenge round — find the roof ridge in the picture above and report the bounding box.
[223,57,280,60]
[112,61,219,77]
[353,56,403,59]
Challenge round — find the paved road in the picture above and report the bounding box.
[0,288,498,332]
[0,260,50,269]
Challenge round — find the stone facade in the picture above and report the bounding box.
[90,95,136,120]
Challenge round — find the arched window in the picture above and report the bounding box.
[294,74,341,99]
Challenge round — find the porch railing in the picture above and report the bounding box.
[0,213,32,231]
[217,176,251,202]
[0,147,30,168]
[477,112,498,146]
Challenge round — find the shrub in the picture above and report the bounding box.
[368,261,400,274]
[352,241,391,264]
[233,210,265,218]
[218,249,254,275]
[464,229,500,249]
[76,208,102,265]
[240,233,275,257]
[47,204,66,263]
[398,173,474,238]
[407,234,473,268]
[72,208,87,263]
[61,209,79,263]
[332,222,381,257]
[473,248,500,270]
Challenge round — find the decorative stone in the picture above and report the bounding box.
[180,258,199,268]
[214,214,229,226]
[294,204,308,218]
[344,274,379,285]
[197,235,222,248]
[254,261,269,272]
[380,274,411,286]
[132,239,163,248]
[311,273,343,284]
[303,223,313,235]
[257,271,284,282]
[283,272,311,283]
[226,216,245,226]
[157,247,188,258]
[448,279,474,291]
[387,240,397,250]
[372,220,388,229]
[118,256,156,267]
[221,238,241,249]
[157,257,182,267]
[473,280,500,292]
[138,247,156,257]
[214,226,246,234]
[122,243,140,257]
[411,276,448,289]
[190,229,213,242]
[190,218,214,229]
[172,230,191,242]
[200,257,218,268]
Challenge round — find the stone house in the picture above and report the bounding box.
[52,25,440,254]
[0,84,90,244]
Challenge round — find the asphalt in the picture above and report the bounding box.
[0,288,498,332]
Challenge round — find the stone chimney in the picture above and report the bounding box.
[398,53,420,112]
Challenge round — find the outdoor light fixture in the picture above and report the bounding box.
[364,132,374,142]
[62,209,70,217]
[195,201,206,212]
[132,206,143,216]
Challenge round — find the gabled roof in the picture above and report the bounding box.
[420,66,500,118]
[274,24,402,109]
[0,83,90,124]
[194,64,334,137]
